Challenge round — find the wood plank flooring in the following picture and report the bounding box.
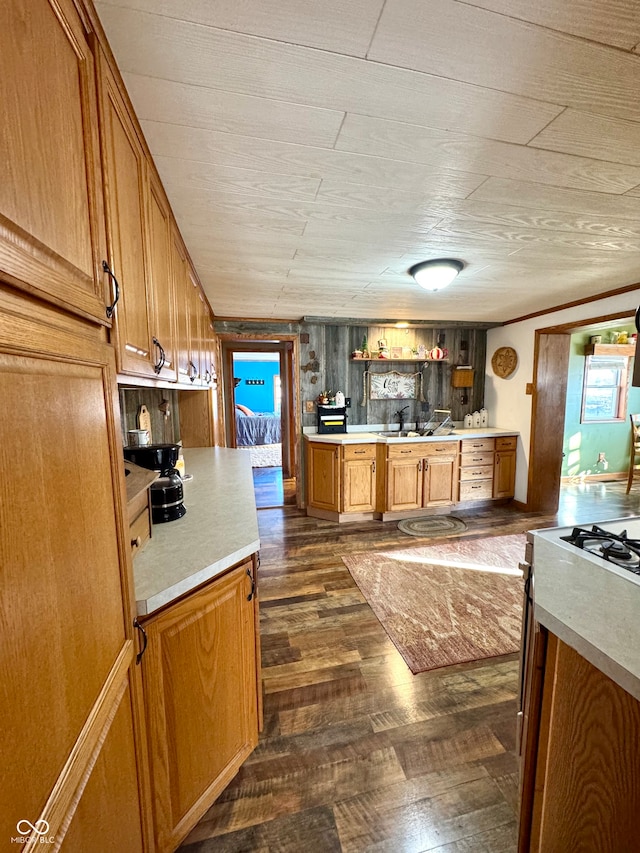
[179,481,640,852]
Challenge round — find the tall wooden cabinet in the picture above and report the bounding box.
[0,288,149,849]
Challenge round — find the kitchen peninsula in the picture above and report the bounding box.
[305,427,519,522]
[518,521,640,851]
[131,448,262,853]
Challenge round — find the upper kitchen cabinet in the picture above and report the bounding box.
[96,48,156,379]
[171,228,193,385]
[0,0,108,323]
[146,172,178,382]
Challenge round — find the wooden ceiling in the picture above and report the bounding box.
[95,0,640,323]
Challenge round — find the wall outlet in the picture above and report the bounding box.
[305,400,315,413]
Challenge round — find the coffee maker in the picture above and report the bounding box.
[123,444,186,523]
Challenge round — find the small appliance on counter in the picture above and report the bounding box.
[123,443,186,523]
[317,404,348,434]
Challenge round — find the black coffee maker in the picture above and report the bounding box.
[123,444,186,523]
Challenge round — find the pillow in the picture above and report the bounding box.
[236,404,254,416]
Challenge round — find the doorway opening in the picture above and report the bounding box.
[221,337,300,509]
[529,310,637,514]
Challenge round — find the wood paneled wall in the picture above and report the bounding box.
[215,320,487,429]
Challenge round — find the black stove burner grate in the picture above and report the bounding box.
[560,525,640,574]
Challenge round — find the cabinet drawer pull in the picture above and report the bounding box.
[188,360,197,382]
[246,567,255,601]
[354,449,366,454]
[103,260,120,319]
[471,484,482,490]
[131,535,142,548]
[133,617,148,665]
[152,337,166,374]
[401,449,413,454]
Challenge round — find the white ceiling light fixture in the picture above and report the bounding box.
[409,259,464,291]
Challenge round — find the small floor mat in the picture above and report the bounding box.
[398,515,467,537]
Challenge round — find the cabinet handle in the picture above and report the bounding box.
[496,454,501,463]
[354,449,366,454]
[188,360,197,382]
[152,337,166,374]
[372,460,376,473]
[103,260,120,319]
[133,617,147,665]
[400,449,413,454]
[131,535,142,548]
[246,567,255,601]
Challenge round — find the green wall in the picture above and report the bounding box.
[562,323,639,478]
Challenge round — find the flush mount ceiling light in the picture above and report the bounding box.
[409,259,464,291]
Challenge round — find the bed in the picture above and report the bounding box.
[235,405,281,446]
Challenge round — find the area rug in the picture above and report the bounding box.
[238,443,282,468]
[398,515,467,537]
[342,533,526,674]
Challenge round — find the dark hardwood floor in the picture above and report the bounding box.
[179,480,640,852]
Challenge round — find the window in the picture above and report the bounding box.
[581,355,630,422]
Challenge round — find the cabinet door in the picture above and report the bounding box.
[59,683,145,853]
[527,636,640,852]
[494,449,516,498]
[0,0,107,321]
[171,229,191,384]
[423,455,458,507]
[142,563,259,853]
[386,456,422,511]
[186,270,204,386]
[97,51,155,378]
[147,172,177,381]
[307,442,340,510]
[0,290,147,848]
[342,457,376,512]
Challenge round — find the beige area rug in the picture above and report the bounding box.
[342,534,526,674]
[238,443,282,468]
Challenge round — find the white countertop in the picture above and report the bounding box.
[304,427,518,445]
[531,525,640,701]
[133,447,260,617]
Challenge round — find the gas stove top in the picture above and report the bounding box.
[534,516,640,587]
[560,524,640,573]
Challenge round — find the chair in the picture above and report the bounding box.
[626,414,640,493]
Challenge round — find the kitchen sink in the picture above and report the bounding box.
[375,428,458,438]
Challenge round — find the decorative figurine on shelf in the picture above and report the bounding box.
[377,338,389,358]
[361,335,370,358]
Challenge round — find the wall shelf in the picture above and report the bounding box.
[583,343,636,357]
[351,357,448,365]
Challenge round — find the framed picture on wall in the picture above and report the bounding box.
[368,370,418,400]
[390,346,403,359]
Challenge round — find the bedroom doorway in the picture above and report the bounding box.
[221,338,299,507]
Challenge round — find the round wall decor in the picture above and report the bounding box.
[491,346,518,378]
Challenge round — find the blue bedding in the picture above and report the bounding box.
[236,412,281,446]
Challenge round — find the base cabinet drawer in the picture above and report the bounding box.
[459,480,493,501]
[460,465,493,481]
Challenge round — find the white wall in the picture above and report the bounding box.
[485,290,640,503]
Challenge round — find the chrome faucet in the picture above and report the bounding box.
[395,405,410,432]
